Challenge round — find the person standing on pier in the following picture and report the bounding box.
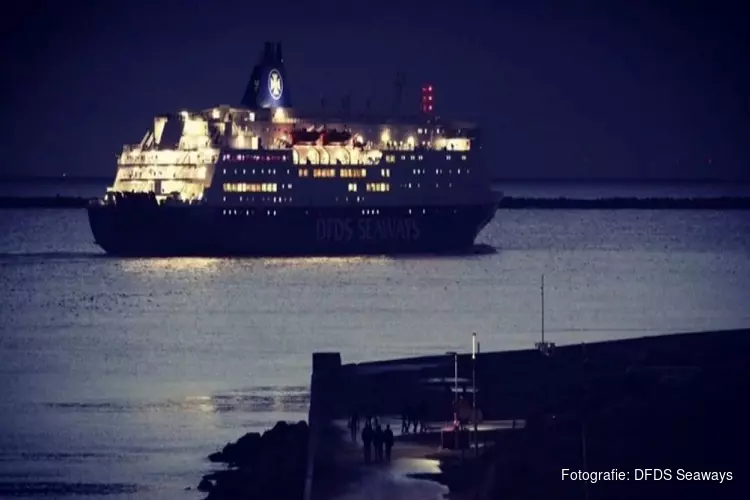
[418,400,428,433]
[401,405,410,434]
[384,424,394,462]
[349,412,359,442]
[361,421,373,464]
[373,423,384,462]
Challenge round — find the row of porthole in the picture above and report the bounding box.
[223,209,278,216]
[224,168,283,175]
[222,154,288,162]
[222,196,292,202]
[236,196,293,203]
[221,208,460,217]
[362,208,458,215]
[415,168,469,175]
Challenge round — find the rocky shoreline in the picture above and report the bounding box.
[197,421,309,500]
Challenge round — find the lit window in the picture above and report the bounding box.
[446,155,451,160]
[461,155,467,160]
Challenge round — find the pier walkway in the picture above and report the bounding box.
[326,419,448,500]
[305,352,522,500]
[305,329,750,500]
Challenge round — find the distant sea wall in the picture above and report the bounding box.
[497,196,750,209]
[3,196,750,210]
[0,196,93,209]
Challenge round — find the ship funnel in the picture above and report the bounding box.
[241,41,292,110]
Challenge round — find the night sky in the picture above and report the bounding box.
[2,0,748,180]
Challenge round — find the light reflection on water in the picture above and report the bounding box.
[0,206,749,499]
[117,257,223,274]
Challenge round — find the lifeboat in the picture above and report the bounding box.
[323,129,352,144]
[292,128,322,144]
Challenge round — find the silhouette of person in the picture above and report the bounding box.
[418,400,428,433]
[384,424,394,462]
[361,421,373,464]
[349,412,359,442]
[373,424,384,462]
[401,405,410,434]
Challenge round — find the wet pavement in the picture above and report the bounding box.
[329,419,448,500]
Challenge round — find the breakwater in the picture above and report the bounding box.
[305,328,749,500]
[0,196,93,208]
[3,196,750,210]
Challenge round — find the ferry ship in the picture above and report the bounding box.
[88,42,498,256]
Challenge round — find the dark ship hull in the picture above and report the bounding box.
[87,203,497,257]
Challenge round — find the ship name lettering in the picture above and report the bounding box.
[358,218,420,241]
[316,218,354,242]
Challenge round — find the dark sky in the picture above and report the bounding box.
[2,0,748,180]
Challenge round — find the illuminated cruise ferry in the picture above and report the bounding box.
[88,42,498,256]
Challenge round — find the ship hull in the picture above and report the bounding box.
[87,204,497,257]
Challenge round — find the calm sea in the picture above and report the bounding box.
[1,181,749,498]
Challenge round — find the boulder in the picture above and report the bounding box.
[197,478,213,492]
[201,420,309,500]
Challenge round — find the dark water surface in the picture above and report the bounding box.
[1,183,749,498]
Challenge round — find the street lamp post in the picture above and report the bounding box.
[446,352,458,417]
[446,351,459,450]
[472,333,478,459]
[453,352,458,406]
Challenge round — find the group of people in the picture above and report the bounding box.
[401,400,428,434]
[348,414,395,463]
